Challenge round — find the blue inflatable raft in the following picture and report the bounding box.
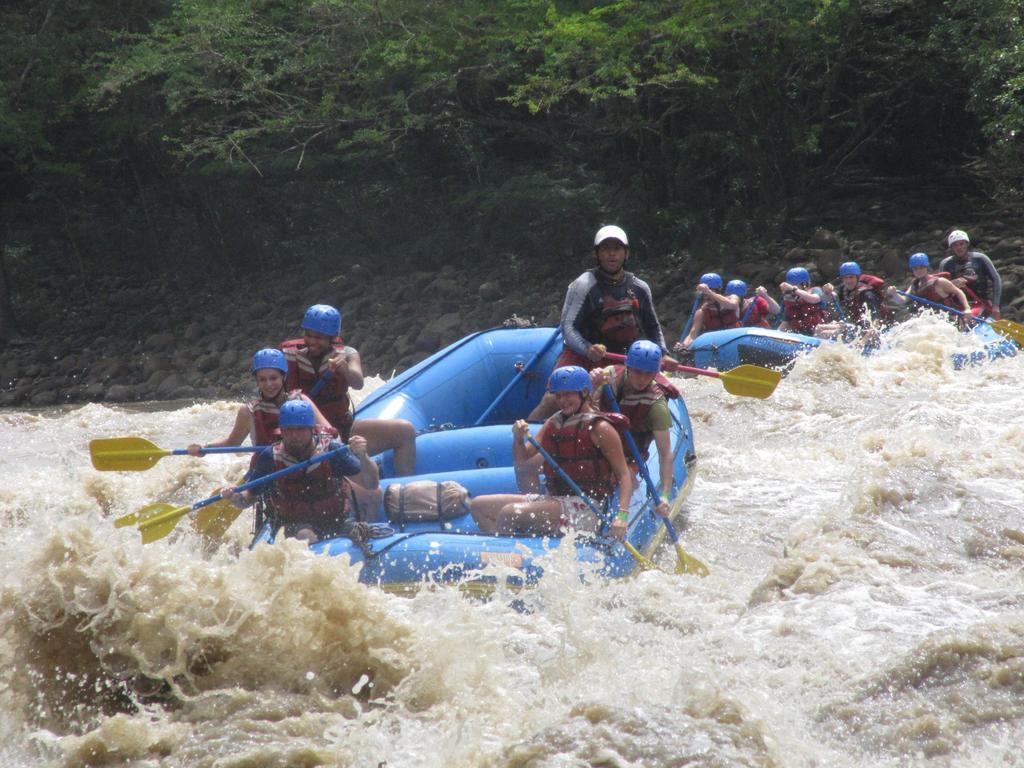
[689,321,1016,372]
[253,326,697,594]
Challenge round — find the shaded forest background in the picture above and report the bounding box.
[1,0,1023,405]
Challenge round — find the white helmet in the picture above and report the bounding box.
[947,229,970,247]
[594,225,629,247]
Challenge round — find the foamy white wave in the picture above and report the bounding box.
[0,326,1022,767]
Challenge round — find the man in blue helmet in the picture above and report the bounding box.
[594,340,677,508]
[472,366,636,540]
[283,303,417,476]
[823,261,887,327]
[778,266,826,335]
[673,272,742,352]
[222,400,376,544]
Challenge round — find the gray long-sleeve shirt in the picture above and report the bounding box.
[938,250,1002,306]
[559,269,666,356]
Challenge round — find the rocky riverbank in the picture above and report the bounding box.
[2,189,1022,409]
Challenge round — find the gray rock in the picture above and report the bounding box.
[478,281,502,302]
[29,390,59,407]
[809,228,842,250]
[156,373,185,396]
[145,332,177,351]
[106,384,135,402]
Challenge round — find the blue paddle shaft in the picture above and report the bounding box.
[678,294,702,342]
[191,446,350,512]
[525,436,605,520]
[309,369,332,397]
[896,290,979,322]
[475,329,562,426]
[171,446,264,456]
[601,384,682,545]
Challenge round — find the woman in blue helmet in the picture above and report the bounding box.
[673,272,742,352]
[283,303,417,476]
[470,366,635,540]
[886,253,971,323]
[594,340,677,508]
[186,348,333,455]
[778,266,826,334]
[728,280,780,328]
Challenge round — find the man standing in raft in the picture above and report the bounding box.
[283,304,417,476]
[529,225,666,420]
[473,366,636,539]
[939,229,1002,318]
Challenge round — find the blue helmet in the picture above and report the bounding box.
[725,279,747,298]
[786,267,810,285]
[548,366,591,393]
[625,340,663,373]
[908,252,929,269]
[699,272,723,290]
[251,348,287,375]
[839,261,861,277]
[301,304,341,337]
[278,400,316,429]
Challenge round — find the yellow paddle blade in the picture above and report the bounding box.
[192,499,242,539]
[623,541,658,571]
[90,437,170,471]
[718,364,782,399]
[673,542,710,577]
[113,501,177,528]
[138,504,195,544]
[989,318,1024,347]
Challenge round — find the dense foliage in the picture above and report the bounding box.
[1,0,1022,338]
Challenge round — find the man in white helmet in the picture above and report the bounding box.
[528,224,666,420]
[939,229,1003,319]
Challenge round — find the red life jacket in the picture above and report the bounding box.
[910,272,956,306]
[741,296,772,328]
[540,410,630,500]
[599,366,679,461]
[267,435,350,524]
[837,274,887,322]
[281,338,354,438]
[783,291,825,334]
[700,298,741,331]
[246,398,281,445]
[596,291,641,348]
[584,271,643,351]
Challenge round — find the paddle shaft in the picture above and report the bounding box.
[524,436,606,521]
[474,328,562,426]
[186,445,351,513]
[176,446,263,456]
[896,290,978,321]
[603,351,721,381]
[602,385,684,547]
[677,294,702,342]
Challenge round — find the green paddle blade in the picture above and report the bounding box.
[718,364,782,399]
[989,318,1024,347]
[90,437,170,471]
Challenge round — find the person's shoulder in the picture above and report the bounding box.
[569,270,598,288]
